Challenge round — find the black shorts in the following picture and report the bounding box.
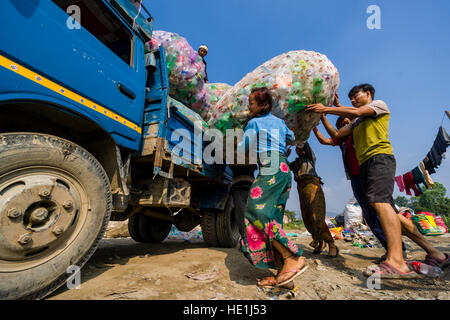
[360,153,397,207]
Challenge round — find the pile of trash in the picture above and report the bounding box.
[399,207,447,236]
[149,31,209,118]
[165,225,204,243]
[207,50,340,142]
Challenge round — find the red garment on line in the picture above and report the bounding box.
[395,175,405,192]
[402,171,420,196]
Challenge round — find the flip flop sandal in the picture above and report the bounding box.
[276,265,309,287]
[423,253,450,269]
[257,277,277,288]
[312,241,325,254]
[363,261,422,279]
[326,246,339,259]
[257,277,294,290]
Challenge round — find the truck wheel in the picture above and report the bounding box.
[127,214,144,243]
[128,214,172,243]
[200,210,219,247]
[0,133,111,300]
[216,194,241,248]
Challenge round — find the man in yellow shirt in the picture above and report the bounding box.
[306,84,449,278]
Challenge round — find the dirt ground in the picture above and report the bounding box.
[48,223,450,301]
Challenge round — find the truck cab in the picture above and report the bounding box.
[0,0,251,300]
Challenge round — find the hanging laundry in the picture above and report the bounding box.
[423,155,436,174]
[394,175,405,192]
[432,126,450,155]
[403,171,421,196]
[419,161,434,189]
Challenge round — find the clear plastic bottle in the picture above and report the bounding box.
[411,261,444,278]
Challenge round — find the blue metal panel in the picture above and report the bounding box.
[0,0,146,150]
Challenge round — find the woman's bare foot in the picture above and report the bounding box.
[258,276,295,289]
[275,256,307,284]
[327,243,338,257]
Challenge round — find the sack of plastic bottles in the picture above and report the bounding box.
[207,50,340,142]
[205,83,232,109]
[149,30,209,118]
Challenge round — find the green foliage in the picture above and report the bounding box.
[284,210,305,230]
[394,182,450,216]
[284,210,297,223]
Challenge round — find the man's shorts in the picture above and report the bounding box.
[360,153,397,205]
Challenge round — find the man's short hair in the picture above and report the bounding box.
[348,83,375,100]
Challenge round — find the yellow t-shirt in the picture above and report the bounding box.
[348,100,394,165]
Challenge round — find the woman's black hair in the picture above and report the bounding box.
[250,87,273,116]
[335,116,345,129]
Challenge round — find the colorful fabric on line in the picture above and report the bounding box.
[419,161,434,189]
[394,175,405,192]
[296,175,334,246]
[403,171,420,196]
[240,153,302,269]
[411,166,426,194]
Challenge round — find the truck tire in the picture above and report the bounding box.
[200,210,219,247]
[0,133,111,300]
[127,214,144,243]
[128,214,172,243]
[216,194,241,248]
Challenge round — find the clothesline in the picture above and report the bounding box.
[395,111,450,197]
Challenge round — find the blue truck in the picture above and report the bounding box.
[0,0,253,299]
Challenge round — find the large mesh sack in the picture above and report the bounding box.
[207,50,340,142]
[149,30,209,118]
[204,83,232,122]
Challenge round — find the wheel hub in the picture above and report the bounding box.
[0,174,81,261]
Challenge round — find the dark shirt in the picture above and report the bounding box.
[331,135,360,179]
[202,58,208,83]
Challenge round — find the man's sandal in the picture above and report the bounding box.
[423,253,450,269]
[363,261,422,279]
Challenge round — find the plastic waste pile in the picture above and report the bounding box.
[343,198,364,229]
[205,83,232,116]
[165,225,204,242]
[149,31,209,118]
[169,97,208,130]
[399,208,446,235]
[207,50,340,142]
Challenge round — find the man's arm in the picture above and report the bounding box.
[333,124,353,139]
[306,104,376,118]
[312,127,334,145]
[320,115,337,137]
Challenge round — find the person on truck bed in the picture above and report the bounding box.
[237,87,307,289]
[198,45,209,83]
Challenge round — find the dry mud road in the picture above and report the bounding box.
[48,224,450,301]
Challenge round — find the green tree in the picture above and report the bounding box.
[284,209,297,223]
[394,196,410,208]
[394,182,450,216]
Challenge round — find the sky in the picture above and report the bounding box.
[144,0,450,217]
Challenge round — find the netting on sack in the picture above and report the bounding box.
[149,30,209,118]
[204,83,232,122]
[207,50,340,142]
